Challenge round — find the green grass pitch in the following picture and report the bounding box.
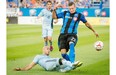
[7,24,109,75]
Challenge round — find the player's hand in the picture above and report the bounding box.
[54,4,62,10]
[54,19,58,24]
[14,68,21,71]
[94,32,99,38]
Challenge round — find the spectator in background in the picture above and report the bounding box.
[74,0,79,8]
[31,0,36,4]
[19,0,30,8]
[13,0,19,7]
[99,0,103,10]
[84,0,91,8]
[42,0,48,7]
[16,0,99,8]
[7,0,18,8]
[61,0,69,8]
[55,1,62,8]
[32,0,44,8]
[76,0,83,8]
[51,0,56,9]
[70,0,74,2]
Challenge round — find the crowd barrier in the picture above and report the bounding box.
[6,8,110,25]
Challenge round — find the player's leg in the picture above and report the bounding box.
[45,58,73,71]
[42,28,48,46]
[44,37,48,46]
[47,28,53,51]
[14,55,39,71]
[59,59,83,72]
[67,35,78,63]
[44,58,59,71]
[58,59,77,72]
[61,49,70,61]
[72,61,83,70]
[48,36,53,51]
[48,36,52,46]
[58,34,70,61]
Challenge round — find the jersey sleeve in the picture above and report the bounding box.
[56,11,65,18]
[32,55,40,64]
[80,14,87,23]
[38,9,44,17]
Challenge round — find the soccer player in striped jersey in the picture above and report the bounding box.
[52,2,99,63]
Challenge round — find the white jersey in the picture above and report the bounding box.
[33,54,59,70]
[33,54,74,71]
[38,9,53,28]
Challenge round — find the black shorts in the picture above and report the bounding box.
[58,34,78,52]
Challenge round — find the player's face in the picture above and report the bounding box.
[68,4,76,14]
[44,46,50,55]
[47,2,52,10]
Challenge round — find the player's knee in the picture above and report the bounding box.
[69,41,74,45]
[61,49,67,54]
[44,37,48,41]
[48,37,52,40]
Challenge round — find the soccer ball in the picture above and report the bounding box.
[94,41,104,51]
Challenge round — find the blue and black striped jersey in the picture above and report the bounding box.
[56,11,87,34]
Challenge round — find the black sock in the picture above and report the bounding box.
[44,41,48,46]
[59,58,63,65]
[49,40,52,46]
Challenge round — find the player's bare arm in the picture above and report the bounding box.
[14,62,36,71]
[52,9,57,19]
[84,22,99,38]
[52,10,58,23]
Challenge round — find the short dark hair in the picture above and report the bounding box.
[47,1,52,4]
[68,2,75,6]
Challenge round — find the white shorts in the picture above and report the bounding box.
[44,58,59,71]
[42,26,53,38]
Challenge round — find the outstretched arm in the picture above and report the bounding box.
[84,22,99,38]
[14,62,37,71]
[37,9,44,19]
[52,3,62,19]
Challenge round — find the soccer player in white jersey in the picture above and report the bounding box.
[38,1,56,51]
[14,46,83,72]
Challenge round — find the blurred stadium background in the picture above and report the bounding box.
[6,0,109,24]
[7,0,110,75]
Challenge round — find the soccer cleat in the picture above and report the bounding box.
[50,45,53,51]
[72,61,83,70]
